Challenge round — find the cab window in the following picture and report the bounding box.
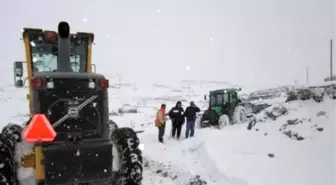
[210,94,216,106]
[230,92,238,103]
[209,93,230,106]
[29,33,88,73]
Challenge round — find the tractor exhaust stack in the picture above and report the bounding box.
[57,21,72,72]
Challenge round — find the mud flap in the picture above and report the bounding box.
[43,141,113,185]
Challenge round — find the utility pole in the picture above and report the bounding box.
[306,66,309,85]
[330,39,333,80]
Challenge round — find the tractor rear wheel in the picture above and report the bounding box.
[232,106,246,124]
[111,127,143,185]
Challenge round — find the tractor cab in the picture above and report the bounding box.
[201,88,247,128]
[209,89,240,115]
[208,88,241,117]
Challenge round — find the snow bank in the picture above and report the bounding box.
[221,99,335,185]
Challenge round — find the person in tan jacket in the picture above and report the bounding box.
[155,104,167,143]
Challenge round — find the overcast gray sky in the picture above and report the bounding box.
[0,0,335,87]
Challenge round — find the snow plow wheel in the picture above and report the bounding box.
[111,127,143,185]
[0,123,23,185]
[218,114,230,129]
[109,119,118,135]
[232,105,246,124]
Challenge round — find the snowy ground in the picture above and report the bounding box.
[0,82,335,185]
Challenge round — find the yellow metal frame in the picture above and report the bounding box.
[34,146,45,180]
[86,37,93,72]
[21,29,94,183]
[22,31,46,182]
[22,33,33,114]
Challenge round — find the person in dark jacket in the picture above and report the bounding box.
[168,101,184,139]
[184,101,200,138]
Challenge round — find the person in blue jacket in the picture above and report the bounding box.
[184,101,200,138]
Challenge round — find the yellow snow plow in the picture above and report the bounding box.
[1,21,142,185]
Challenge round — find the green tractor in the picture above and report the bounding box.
[200,88,252,128]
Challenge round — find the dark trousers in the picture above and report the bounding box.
[158,125,165,142]
[185,120,195,138]
[172,121,183,139]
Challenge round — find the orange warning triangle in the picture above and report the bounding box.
[22,114,57,143]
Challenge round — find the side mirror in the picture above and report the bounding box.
[14,61,23,77]
[13,61,26,88]
[91,64,96,72]
[204,94,207,100]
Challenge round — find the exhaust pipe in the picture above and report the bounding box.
[57,21,72,72]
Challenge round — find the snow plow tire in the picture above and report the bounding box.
[109,119,118,135]
[111,127,143,185]
[0,123,23,185]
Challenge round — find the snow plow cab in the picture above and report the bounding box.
[200,88,251,128]
[0,22,142,185]
[13,29,97,88]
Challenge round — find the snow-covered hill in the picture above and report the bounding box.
[0,83,335,185]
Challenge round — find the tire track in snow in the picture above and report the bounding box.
[180,140,249,185]
[140,127,249,185]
